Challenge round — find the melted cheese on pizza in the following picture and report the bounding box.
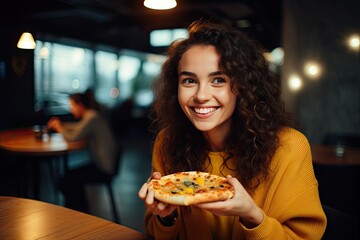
[159,175,230,195]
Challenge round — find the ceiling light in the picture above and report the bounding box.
[348,34,359,50]
[304,61,322,79]
[17,32,36,49]
[144,0,177,10]
[288,74,303,91]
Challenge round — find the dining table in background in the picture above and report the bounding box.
[0,196,149,240]
[311,144,360,229]
[311,144,360,165]
[0,127,87,200]
[0,127,86,157]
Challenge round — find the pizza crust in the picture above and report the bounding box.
[148,171,235,206]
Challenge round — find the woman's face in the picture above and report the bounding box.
[177,45,236,135]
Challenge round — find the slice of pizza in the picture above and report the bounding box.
[147,171,235,206]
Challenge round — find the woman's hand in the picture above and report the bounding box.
[138,172,177,217]
[196,175,264,228]
[47,117,63,133]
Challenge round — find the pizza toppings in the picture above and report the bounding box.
[148,171,235,206]
[164,177,226,194]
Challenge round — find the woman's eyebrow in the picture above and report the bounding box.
[179,71,224,77]
[208,71,224,77]
[179,71,196,77]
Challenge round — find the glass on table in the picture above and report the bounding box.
[32,125,49,141]
[334,142,345,158]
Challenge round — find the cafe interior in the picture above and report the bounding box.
[0,0,359,239]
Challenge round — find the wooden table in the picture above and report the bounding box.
[0,196,149,240]
[311,144,360,165]
[0,127,86,156]
[0,127,87,199]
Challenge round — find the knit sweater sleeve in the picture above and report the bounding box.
[240,128,327,240]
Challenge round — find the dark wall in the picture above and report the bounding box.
[0,27,37,130]
[282,0,360,143]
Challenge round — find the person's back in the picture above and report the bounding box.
[48,92,117,213]
[79,109,116,175]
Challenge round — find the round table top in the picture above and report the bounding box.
[0,196,148,240]
[0,127,86,156]
[311,144,360,165]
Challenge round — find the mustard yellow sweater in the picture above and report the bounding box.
[144,128,327,240]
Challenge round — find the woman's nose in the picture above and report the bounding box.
[194,84,211,102]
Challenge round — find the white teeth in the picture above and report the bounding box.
[194,107,217,114]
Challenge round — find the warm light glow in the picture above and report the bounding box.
[308,65,318,75]
[39,47,49,59]
[288,74,303,91]
[144,0,177,10]
[348,34,359,50]
[17,32,36,49]
[304,61,322,79]
[304,62,321,79]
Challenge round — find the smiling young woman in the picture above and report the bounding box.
[138,20,327,240]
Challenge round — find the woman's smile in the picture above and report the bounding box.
[193,107,218,115]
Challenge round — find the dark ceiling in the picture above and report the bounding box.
[1,0,283,54]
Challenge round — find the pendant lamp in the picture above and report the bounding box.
[17,32,36,49]
[144,0,177,10]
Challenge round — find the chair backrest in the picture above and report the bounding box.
[112,143,124,177]
[322,205,356,240]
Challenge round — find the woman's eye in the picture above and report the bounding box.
[181,78,196,84]
[212,77,226,84]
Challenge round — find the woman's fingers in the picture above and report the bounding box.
[139,172,174,216]
[227,175,245,198]
[145,188,155,206]
[152,172,161,179]
[138,182,148,200]
[157,201,168,211]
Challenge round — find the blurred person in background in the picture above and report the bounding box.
[84,88,108,115]
[47,92,117,213]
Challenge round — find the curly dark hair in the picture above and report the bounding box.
[149,19,295,191]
